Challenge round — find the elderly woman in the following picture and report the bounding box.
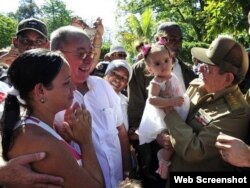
[104,59,132,131]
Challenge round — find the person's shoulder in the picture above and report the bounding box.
[189,78,203,86]
[224,86,249,112]
[132,59,146,69]
[89,75,104,81]
[89,75,118,94]
[177,57,197,78]
[131,59,152,78]
[186,78,202,96]
[88,75,111,89]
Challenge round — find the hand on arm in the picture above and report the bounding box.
[0,152,63,188]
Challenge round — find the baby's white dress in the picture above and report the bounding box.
[137,73,190,145]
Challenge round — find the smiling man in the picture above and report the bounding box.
[51,26,131,188]
[164,35,249,188]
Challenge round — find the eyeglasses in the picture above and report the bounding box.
[109,71,128,82]
[201,63,217,74]
[61,50,94,60]
[18,35,47,47]
[114,53,127,59]
[161,36,182,43]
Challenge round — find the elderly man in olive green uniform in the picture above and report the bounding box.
[164,35,249,182]
[214,11,250,170]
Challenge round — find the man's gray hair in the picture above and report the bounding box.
[50,25,90,50]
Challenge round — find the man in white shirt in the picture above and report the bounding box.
[51,25,131,188]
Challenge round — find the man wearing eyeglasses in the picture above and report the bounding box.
[0,18,49,66]
[51,26,131,188]
[164,35,249,187]
[13,18,49,53]
[0,18,49,103]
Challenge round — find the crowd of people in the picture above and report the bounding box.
[0,10,250,188]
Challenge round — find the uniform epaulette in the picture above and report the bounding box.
[224,92,243,112]
[189,78,202,86]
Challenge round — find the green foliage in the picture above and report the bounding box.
[1,0,250,61]
[0,15,17,48]
[1,0,73,41]
[116,7,156,63]
[116,0,250,60]
[140,8,155,39]
[0,0,42,29]
[99,42,110,61]
[204,0,249,44]
[180,41,209,64]
[15,0,42,21]
[40,0,73,36]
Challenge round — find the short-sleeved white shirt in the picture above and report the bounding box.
[55,76,123,188]
[172,59,186,92]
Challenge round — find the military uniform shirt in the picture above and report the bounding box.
[165,79,250,172]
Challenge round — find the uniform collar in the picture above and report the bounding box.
[198,84,239,102]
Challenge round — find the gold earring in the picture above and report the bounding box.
[40,97,45,103]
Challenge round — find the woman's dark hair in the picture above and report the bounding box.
[0,48,66,160]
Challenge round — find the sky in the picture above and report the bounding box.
[0,0,117,40]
